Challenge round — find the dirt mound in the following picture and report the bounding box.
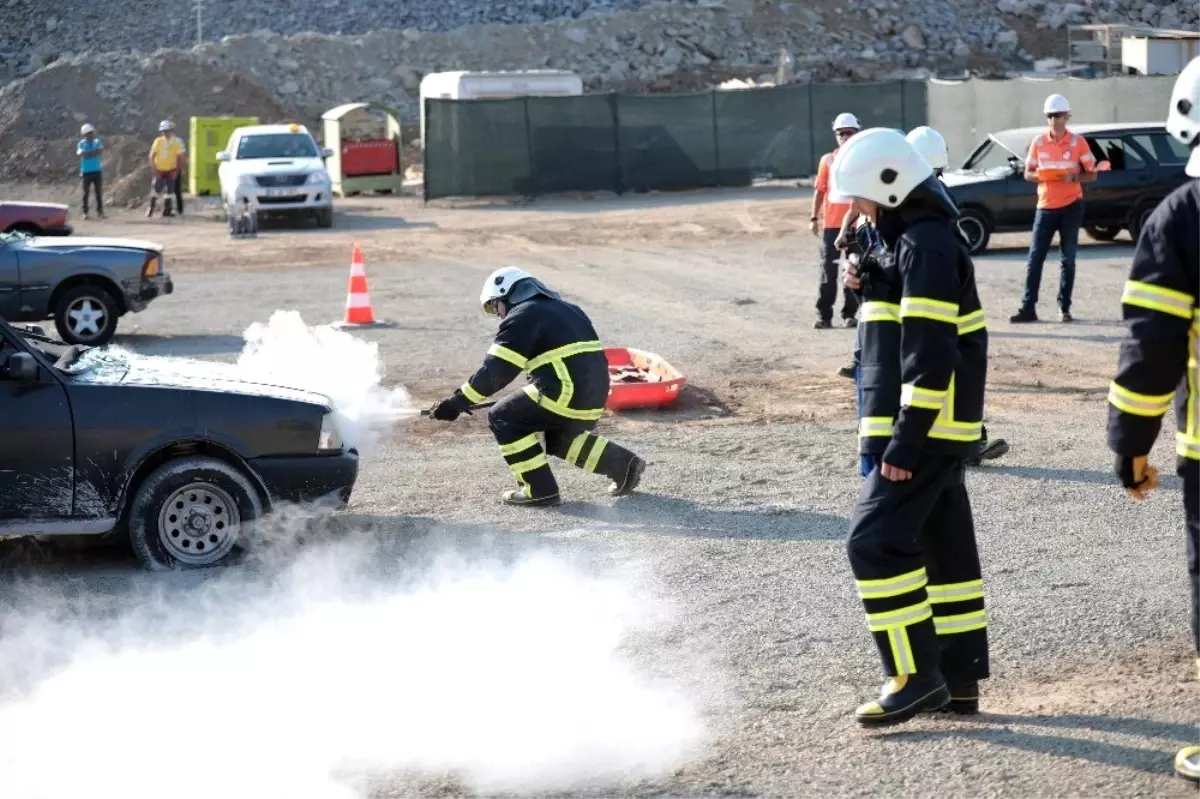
[0,50,297,204]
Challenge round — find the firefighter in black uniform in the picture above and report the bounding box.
[831,127,991,725]
[1106,55,1200,783]
[428,266,647,507]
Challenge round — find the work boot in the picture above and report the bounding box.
[855,673,950,727]
[162,198,175,217]
[837,363,857,380]
[965,438,1009,467]
[1175,745,1200,782]
[501,487,561,507]
[843,316,858,328]
[1009,307,1037,324]
[923,680,980,715]
[813,318,832,329]
[1059,309,1073,323]
[608,456,646,497]
[146,197,157,217]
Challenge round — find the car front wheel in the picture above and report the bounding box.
[127,456,263,571]
[54,284,119,346]
[315,207,333,228]
[1084,225,1122,242]
[957,209,991,255]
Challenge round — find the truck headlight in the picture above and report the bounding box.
[306,171,329,184]
[318,412,343,452]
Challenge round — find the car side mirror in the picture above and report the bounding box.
[6,352,39,383]
[215,151,230,162]
[321,147,334,159]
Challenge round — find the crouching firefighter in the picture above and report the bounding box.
[1105,55,1200,784]
[831,128,991,726]
[428,267,647,507]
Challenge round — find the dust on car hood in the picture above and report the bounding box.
[24,235,164,253]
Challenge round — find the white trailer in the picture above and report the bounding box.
[418,70,584,143]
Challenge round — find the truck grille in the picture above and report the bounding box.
[255,174,308,188]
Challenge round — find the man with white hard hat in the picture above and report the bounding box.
[1011,93,1098,324]
[76,123,104,220]
[832,127,992,726]
[1105,55,1200,783]
[810,112,862,329]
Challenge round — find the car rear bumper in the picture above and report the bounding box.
[122,273,174,312]
[249,450,359,508]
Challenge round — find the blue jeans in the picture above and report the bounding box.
[1021,199,1084,313]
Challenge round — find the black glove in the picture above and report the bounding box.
[429,394,470,422]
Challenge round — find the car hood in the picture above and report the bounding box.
[1,201,68,211]
[942,171,1003,188]
[233,157,324,174]
[67,349,332,408]
[23,235,163,254]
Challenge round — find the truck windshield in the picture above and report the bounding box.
[236,133,319,159]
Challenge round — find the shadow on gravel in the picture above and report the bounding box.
[984,465,1183,490]
[550,494,848,541]
[972,712,1198,743]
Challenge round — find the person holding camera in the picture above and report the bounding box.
[833,128,991,726]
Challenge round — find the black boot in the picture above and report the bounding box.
[855,673,950,727]
[501,486,561,507]
[608,455,646,497]
[923,680,979,715]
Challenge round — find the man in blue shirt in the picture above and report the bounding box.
[77,123,104,219]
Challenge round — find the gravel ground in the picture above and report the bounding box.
[0,188,1196,797]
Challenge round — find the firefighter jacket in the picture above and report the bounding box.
[456,295,610,421]
[1107,179,1200,469]
[857,206,988,468]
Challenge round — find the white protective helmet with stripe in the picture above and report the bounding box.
[906,126,949,171]
[832,112,860,132]
[831,127,933,209]
[1167,55,1200,177]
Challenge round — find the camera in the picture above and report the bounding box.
[851,222,890,289]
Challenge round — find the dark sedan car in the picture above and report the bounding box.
[943,122,1192,254]
[0,317,359,571]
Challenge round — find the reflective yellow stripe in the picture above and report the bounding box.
[1121,280,1196,320]
[927,579,984,603]
[583,438,608,473]
[856,567,928,600]
[523,385,605,421]
[460,382,487,404]
[888,627,916,675]
[933,609,987,635]
[565,433,589,466]
[1178,434,1200,460]
[866,601,933,632]
[859,416,893,438]
[861,301,901,324]
[900,296,959,325]
[957,309,986,335]
[1107,382,1173,417]
[901,382,948,411]
[487,344,528,369]
[1188,313,1199,445]
[929,420,982,441]
[553,359,575,408]
[498,434,539,457]
[508,452,549,476]
[525,340,603,372]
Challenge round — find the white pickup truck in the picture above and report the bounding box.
[216,123,335,228]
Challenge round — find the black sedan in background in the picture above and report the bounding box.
[944,122,1192,254]
[0,317,358,571]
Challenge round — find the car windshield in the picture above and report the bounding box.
[236,133,319,159]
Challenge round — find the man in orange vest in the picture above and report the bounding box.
[810,112,862,329]
[1010,94,1097,324]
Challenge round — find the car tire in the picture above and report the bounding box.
[1084,225,1121,242]
[957,209,991,255]
[1127,200,1159,244]
[316,207,333,228]
[127,456,263,572]
[54,283,120,346]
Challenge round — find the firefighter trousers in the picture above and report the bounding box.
[1183,459,1198,654]
[847,454,989,681]
[486,392,638,499]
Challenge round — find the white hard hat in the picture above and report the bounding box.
[832,112,860,131]
[80,123,95,135]
[1167,55,1200,177]
[480,265,535,315]
[831,127,933,208]
[159,119,173,131]
[1043,94,1070,115]
[906,126,949,170]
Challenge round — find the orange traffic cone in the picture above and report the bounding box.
[333,244,391,328]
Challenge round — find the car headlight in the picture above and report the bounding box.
[142,253,161,277]
[306,171,329,184]
[318,412,343,452]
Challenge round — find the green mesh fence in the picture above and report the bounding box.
[423,81,928,200]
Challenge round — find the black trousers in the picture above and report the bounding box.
[847,454,989,681]
[1183,459,1198,653]
[487,392,637,499]
[817,227,860,322]
[81,172,102,214]
[174,175,184,214]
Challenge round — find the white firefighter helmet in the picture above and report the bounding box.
[1167,55,1200,177]
[159,119,173,132]
[1043,94,1070,115]
[832,112,860,132]
[80,123,96,135]
[480,266,535,315]
[831,127,933,209]
[906,126,949,171]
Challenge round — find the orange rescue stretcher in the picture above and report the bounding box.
[604,347,687,411]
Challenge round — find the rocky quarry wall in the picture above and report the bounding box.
[0,0,1195,194]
